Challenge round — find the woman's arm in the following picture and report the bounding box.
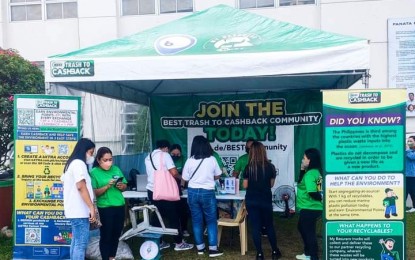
[115,182,127,191]
[169,167,181,180]
[243,179,248,189]
[76,179,95,222]
[94,177,116,196]
[406,150,415,160]
[270,178,275,187]
[308,192,322,201]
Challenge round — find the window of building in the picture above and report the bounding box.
[122,0,155,15]
[10,0,42,21]
[46,0,78,19]
[121,0,193,16]
[239,0,316,8]
[160,0,193,14]
[239,0,275,9]
[279,0,316,6]
[10,0,77,21]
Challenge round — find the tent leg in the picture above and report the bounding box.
[362,70,371,89]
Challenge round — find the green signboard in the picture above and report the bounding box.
[323,89,406,260]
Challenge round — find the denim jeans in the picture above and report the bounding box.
[70,218,90,260]
[187,188,217,249]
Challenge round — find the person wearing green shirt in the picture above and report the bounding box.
[213,151,228,176]
[295,148,323,260]
[232,138,255,190]
[90,147,127,260]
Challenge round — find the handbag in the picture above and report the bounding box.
[150,152,180,201]
[89,200,102,230]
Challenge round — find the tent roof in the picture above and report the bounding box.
[45,5,369,105]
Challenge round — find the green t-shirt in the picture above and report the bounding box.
[234,154,248,176]
[383,196,398,207]
[173,156,185,173]
[213,151,224,169]
[234,153,249,190]
[296,168,323,211]
[90,165,127,208]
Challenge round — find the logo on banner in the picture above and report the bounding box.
[349,92,381,104]
[36,100,59,109]
[154,34,197,55]
[204,34,261,52]
[50,60,94,77]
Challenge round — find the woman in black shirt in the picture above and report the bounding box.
[243,141,282,260]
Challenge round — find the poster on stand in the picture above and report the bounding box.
[13,95,80,259]
[323,89,406,260]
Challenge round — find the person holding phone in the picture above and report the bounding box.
[61,138,96,260]
[90,147,127,260]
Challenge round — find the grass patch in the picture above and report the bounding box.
[0,235,13,259]
[2,213,415,259]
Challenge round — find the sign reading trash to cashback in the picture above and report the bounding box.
[50,60,94,77]
[322,89,406,260]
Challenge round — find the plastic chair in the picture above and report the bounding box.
[217,200,248,255]
[119,205,178,241]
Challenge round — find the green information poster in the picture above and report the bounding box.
[323,89,406,260]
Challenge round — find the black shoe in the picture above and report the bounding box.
[272,249,282,259]
[198,248,205,255]
[209,249,223,258]
[392,213,398,217]
[256,252,264,260]
[385,214,390,218]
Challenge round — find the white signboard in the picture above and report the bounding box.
[388,17,415,89]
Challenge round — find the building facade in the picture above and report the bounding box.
[1,0,414,132]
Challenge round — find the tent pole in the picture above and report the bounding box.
[362,70,371,89]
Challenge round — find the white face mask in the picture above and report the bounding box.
[86,155,95,165]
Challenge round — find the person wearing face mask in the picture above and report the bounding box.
[170,144,191,237]
[295,148,323,260]
[61,138,96,260]
[405,136,415,213]
[145,140,194,251]
[90,147,127,260]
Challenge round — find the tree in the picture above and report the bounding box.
[0,48,44,169]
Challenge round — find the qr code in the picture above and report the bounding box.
[18,109,35,126]
[25,228,41,244]
[221,156,238,174]
[58,144,69,155]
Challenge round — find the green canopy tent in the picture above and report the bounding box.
[44,4,370,105]
[42,4,371,215]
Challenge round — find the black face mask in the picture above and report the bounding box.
[171,155,181,161]
[245,148,250,154]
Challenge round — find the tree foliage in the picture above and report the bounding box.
[0,48,44,169]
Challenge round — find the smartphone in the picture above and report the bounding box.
[115,177,124,184]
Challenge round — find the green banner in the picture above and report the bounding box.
[150,91,323,210]
[322,89,406,260]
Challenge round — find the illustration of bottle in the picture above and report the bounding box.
[26,181,34,199]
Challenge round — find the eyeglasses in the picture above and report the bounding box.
[101,158,113,162]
